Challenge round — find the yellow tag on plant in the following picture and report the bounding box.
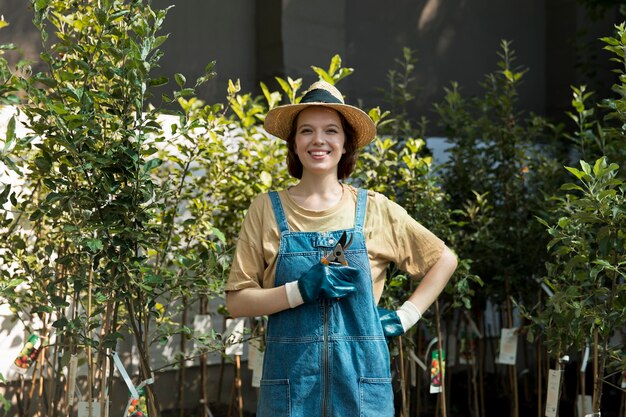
[12,334,41,374]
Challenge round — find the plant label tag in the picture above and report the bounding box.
[497,328,518,365]
[224,318,245,356]
[12,333,41,374]
[67,354,78,407]
[429,349,445,394]
[581,345,590,373]
[251,350,264,388]
[545,369,561,417]
[77,401,109,417]
[248,337,264,388]
[408,348,427,371]
[576,395,592,417]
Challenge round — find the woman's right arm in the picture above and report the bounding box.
[226,287,291,318]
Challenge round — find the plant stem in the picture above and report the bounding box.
[593,328,599,411]
[87,268,93,417]
[398,336,408,417]
[178,296,188,417]
[435,300,447,417]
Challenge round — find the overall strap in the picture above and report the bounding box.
[268,191,290,234]
[355,188,368,230]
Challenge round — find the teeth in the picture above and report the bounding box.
[310,151,329,156]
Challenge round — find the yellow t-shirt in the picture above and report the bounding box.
[225,185,445,303]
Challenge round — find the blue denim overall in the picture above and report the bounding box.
[257,189,394,417]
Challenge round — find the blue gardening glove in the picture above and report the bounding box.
[285,262,358,307]
[377,307,404,338]
[377,301,423,338]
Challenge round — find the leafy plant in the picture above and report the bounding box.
[534,157,626,413]
[526,22,626,414]
[435,40,555,305]
[1,1,227,415]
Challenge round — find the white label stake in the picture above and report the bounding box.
[497,328,518,365]
[112,351,139,399]
[545,369,561,417]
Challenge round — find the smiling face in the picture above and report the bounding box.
[293,106,346,178]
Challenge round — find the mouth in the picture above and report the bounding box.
[308,150,331,157]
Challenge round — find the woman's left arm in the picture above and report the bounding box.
[406,245,458,314]
[379,245,458,337]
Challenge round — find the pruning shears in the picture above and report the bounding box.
[321,231,353,266]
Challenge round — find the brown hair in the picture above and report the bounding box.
[286,107,359,180]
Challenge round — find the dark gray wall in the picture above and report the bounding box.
[1,0,621,130]
[152,0,258,100]
[277,0,548,124]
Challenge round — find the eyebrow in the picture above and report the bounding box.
[297,123,341,129]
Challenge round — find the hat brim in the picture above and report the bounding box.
[264,102,377,149]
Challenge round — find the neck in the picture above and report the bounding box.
[296,172,342,195]
[288,173,344,211]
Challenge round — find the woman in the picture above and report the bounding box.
[225,80,457,417]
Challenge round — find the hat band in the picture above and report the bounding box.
[300,88,343,104]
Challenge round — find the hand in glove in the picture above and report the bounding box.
[377,301,422,338]
[285,262,358,307]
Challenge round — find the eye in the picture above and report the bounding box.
[326,128,338,134]
[298,127,312,134]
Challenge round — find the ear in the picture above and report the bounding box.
[342,147,347,154]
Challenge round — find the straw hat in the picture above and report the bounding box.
[264,80,377,148]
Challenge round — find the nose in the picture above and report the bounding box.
[312,129,326,144]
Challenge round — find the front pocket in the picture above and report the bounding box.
[359,377,394,417]
[257,379,290,417]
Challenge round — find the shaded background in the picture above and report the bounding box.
[1,0,622,132]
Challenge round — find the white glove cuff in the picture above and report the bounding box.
[396,301,422,332]
[285,281,304,308]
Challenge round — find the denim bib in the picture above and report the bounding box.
[257,188,394,417]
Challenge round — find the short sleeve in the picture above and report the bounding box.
[224,195,267,292]
[368,192,445,280]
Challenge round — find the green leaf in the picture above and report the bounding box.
[84,239,103,252]
[212,227,226,243]
[3,115,16,152]
[52,317,69,329]
[565,166,585,180]
[0,184,10,205]
[560,183,584,192]
[34,156,52,172]
[144,274,164,286]
[593,157,607,176]
[580,160,591,175]
[148,76,168,87]
[175,73,186,87]
[274,77,290,95]
[260,171,272,188]
[228,79,241,96]
[143,158,162,172]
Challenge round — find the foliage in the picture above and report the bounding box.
[574,0,625,20]
[565,23,626,168]
[435,40,556,304]
[526,23,626,412]
[12,3,626,414]
[377,47,427,140]
[353,48,482,314]
[0,16,24,417]
[0,1,226,415]
[208,78,294,246]
[533,158,626,412]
